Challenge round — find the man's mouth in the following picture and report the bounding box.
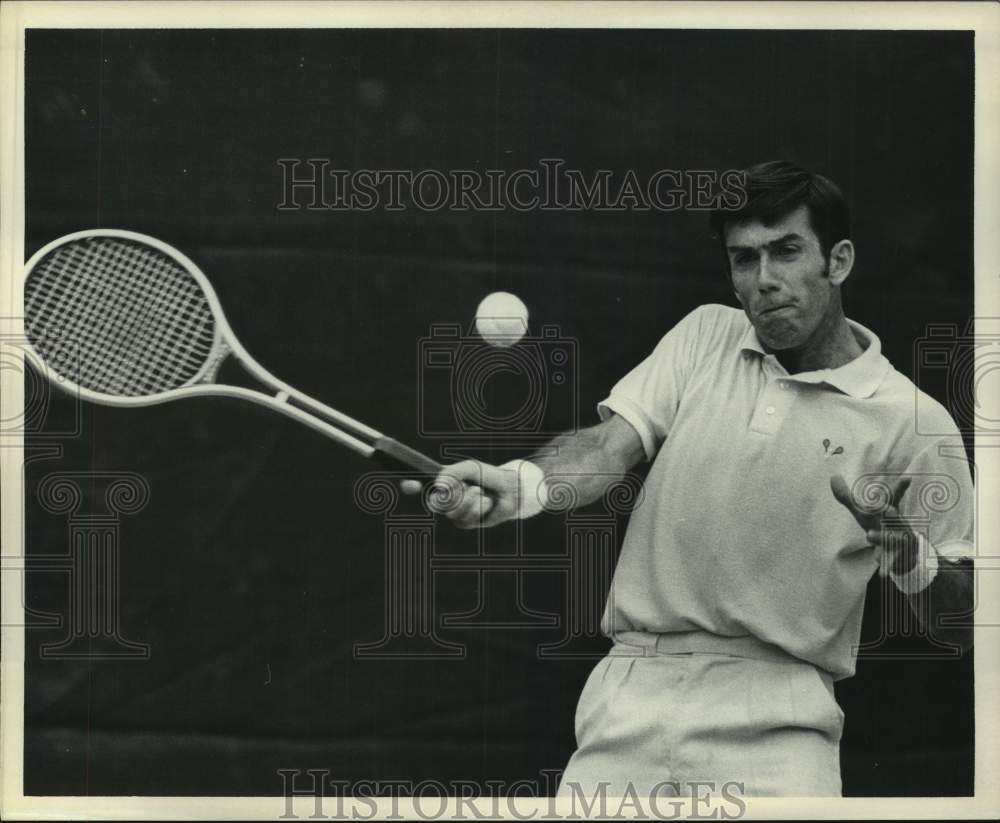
[759,304,795,316]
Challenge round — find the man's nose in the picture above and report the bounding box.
[756,255,781,291]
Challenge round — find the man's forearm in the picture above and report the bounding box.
[529,423,644,511]
[905,558,974,655]
[873,519,975,655]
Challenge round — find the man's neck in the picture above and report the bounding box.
[772,310,866,375]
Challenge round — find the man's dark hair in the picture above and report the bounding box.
[709,160,850,259]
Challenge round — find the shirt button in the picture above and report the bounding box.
[766,406,775,414]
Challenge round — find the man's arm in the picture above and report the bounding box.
[830,474,974,654]
[531,412,648,504]
[400,413,646,529]
[900,556,974,655]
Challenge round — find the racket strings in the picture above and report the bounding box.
[25,237,217,396]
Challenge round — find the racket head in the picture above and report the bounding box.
[22,229,233,405]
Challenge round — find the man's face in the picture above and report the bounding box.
[724,205,837,351]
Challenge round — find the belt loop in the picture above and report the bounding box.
[651,629,801,665]
[610,630,658,656]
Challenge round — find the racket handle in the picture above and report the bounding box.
[373,437,442,476]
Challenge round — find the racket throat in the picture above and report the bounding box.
[273,389,440,474]
[198,340,233,384]
[192,339,438,474]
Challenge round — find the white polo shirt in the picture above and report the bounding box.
[598,304,974,680]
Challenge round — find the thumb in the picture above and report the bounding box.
[399,479,423,495]
[829,474,855,511]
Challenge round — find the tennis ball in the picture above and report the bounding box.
[475,291,528,348]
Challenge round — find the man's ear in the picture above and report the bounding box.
[827,239,855,286]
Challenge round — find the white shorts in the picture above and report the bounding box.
[558,630,844,798]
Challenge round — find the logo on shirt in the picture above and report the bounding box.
[823,438,844,458]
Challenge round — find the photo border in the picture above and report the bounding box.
[1,1,998,819]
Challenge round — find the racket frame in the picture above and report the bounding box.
[22,229,441,472]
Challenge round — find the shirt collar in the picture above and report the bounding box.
[738,316,891,398]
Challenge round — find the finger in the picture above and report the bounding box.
[441,462,514,510]
[452,487,494,528]
[424,462,488,514]
[865,528,883,546]
[438,460,491,487]
[464,491,495,527]
[423,473,465,514]
[399,479,423,495]
[481,494,517,529]
[875,545,889,578]
[477,461,522,493]
[892,476,912,508]
[450,488,485,523]
[881,503,908,533]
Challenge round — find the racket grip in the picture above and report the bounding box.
[372,437,442,476]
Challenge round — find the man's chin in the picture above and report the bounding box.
[754,323,803,352]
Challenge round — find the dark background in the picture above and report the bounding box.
[23,29,974,796]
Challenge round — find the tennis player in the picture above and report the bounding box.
[402,160,975,797]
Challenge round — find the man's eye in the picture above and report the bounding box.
[733,254,755,266]
[776,246,799,257]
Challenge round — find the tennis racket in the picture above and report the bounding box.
[22,229,442,475]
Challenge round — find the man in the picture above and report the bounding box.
[402,161,975,797]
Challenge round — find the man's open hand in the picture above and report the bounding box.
[830,474,919,576]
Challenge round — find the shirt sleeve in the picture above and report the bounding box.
[896,434,975,563]
[597,305,709,461]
